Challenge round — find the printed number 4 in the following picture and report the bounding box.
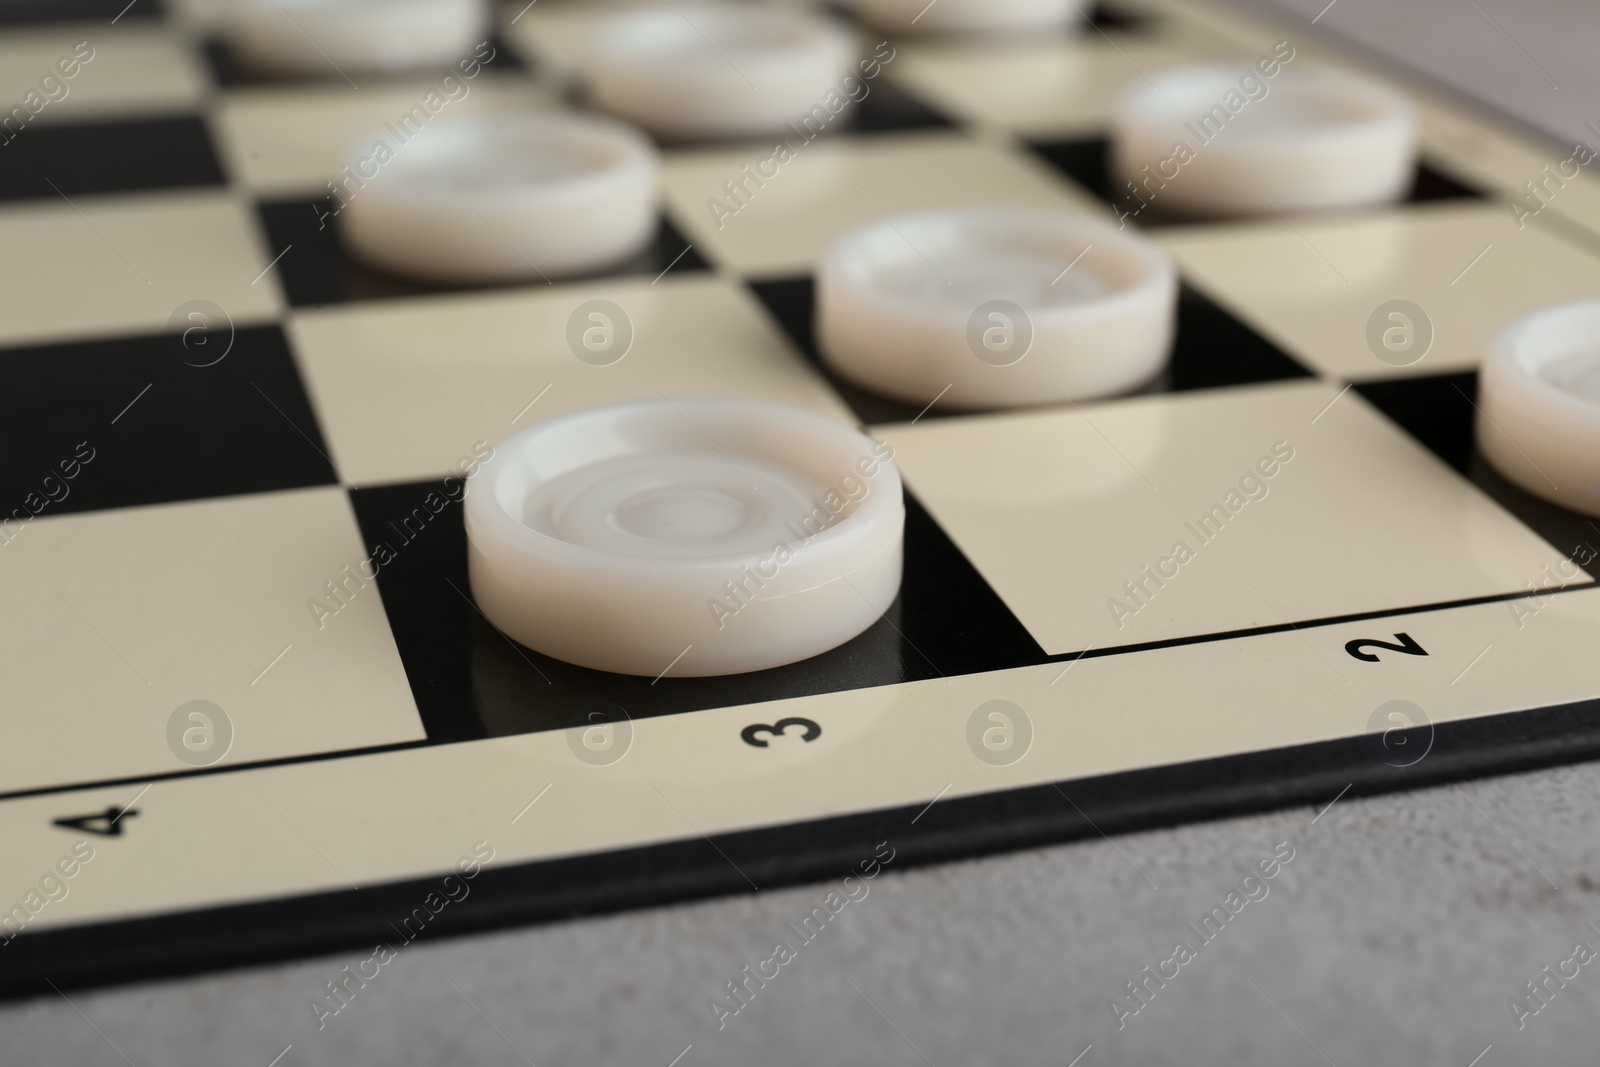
[53,805,136,836]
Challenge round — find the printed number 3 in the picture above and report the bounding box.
[741,717,821,748]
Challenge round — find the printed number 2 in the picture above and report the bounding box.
[1345,632,1428,663]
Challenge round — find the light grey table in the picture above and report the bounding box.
[6,1,1599,1063]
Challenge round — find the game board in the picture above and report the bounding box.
[3,0,1599,1000]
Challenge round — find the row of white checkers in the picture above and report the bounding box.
[224,0,1600,677]
[230,0,1101,77]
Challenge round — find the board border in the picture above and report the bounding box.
[4,578,1591,806]
[5,692,1599,1002]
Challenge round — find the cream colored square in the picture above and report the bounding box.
[1156,201,1600,380]
[210,74,554,197]
[0,190,281,348]
[0,28,205,123]
[878,379,1569,655]
[0,488,423,795]
[889,34,1205,139]
[661,131,1103,277]
[290,273,857,487]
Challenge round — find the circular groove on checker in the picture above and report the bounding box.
[465,398,905,677]
[816,208,1177,410]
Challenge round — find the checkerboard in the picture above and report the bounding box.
[4,0,1599,1000]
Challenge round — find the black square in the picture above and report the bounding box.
[201,32,526,89]
[259,199,709,308]
[1088,1,1157,32]
[349,481,1043,744]
[1155,282,1313,392]
[1356,371,1599,576]
[747,277,933,425]
[0,116,225,203]
[1355,370,1478,474]
[0,0,158,25]
[1030,137,1112,205]
[848,78,956,134]
[0,326,336,518]
[1408,161,1484,202]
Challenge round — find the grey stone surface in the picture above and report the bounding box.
[5,761,1600,1065]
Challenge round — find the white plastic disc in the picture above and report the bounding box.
[466,399,905,677]
[1111,65,1416,217]
[1477,300,1600,517]
[855,0,1079,35]
[816,208,1177,409]
[338,113,659,284]
[584,4,856,141]
[229,0,489,77]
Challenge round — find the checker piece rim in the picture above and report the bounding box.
[464,398,906,676]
